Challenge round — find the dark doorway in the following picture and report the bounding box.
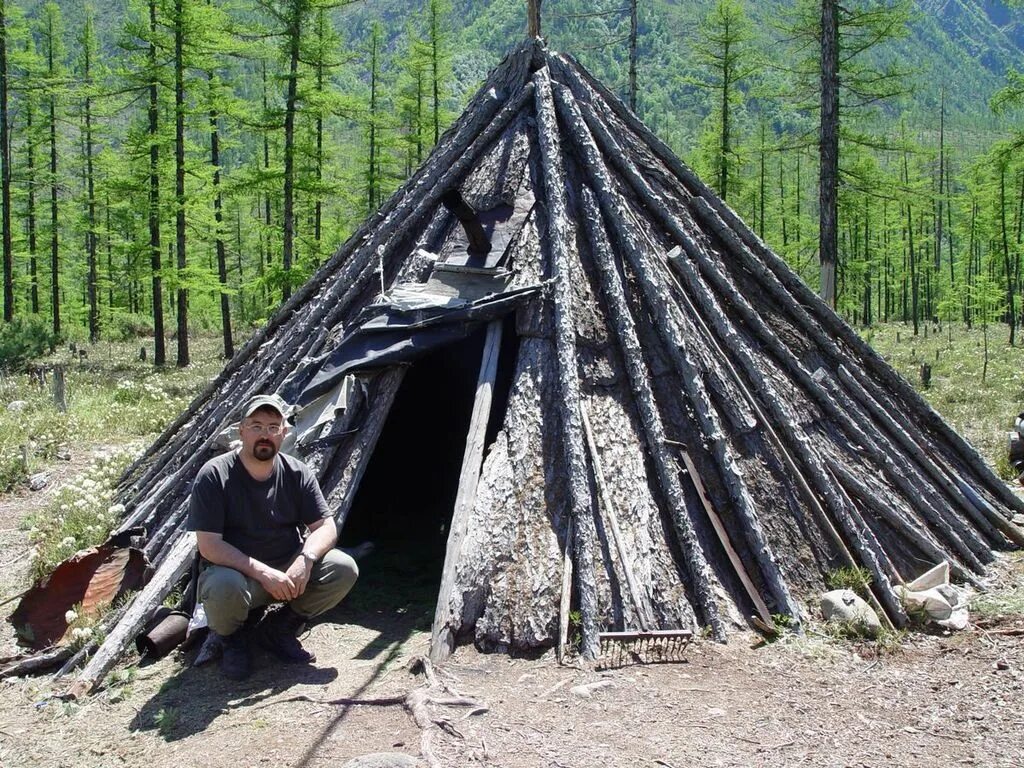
[339,319,516,623]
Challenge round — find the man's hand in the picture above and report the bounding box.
[256,565,298,601]
[285,555,313,598]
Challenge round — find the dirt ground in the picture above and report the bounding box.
[2,455,1024,768]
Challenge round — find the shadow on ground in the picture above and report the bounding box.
[128,544,439,745]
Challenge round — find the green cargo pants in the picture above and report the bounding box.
[198,549,358,636]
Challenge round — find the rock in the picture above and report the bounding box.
[341,754,421,768]
[570,680,615,698]
[894,560,972,630]
[7,400,27,412]
[820,589,882,637]
[1012,513,1024,527]
[56,447,71,461]
[28,473,49,491]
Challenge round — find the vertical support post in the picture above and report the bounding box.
[430,319,503,662]
[52,364,67,412]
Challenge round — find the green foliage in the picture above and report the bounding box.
[104,312,155,342]
[154,706,179,737]
[863,322,1024,470]
[0,316,59,371]
[23,447,135,580]
[825,566,874,599]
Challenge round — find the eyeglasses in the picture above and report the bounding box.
[244,423,285,436]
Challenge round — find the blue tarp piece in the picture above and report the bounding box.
[283,283,542,407]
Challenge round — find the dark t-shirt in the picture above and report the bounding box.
[187,451,331,565]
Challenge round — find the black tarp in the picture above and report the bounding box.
[283,283,542,407]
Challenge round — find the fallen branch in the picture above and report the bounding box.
[253,655,487,768]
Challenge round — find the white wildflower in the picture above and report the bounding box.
[65,609,78,624]
[60,536,76,548]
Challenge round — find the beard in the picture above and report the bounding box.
[252,440,278,462]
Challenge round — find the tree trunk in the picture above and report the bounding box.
[430,0,441,145]
[527,0,542,38]
[818,0,839,307]
[84,29,98,343]
[0,0,13,321]
[47,15,59,337]
[174,0,189,366]
[281,2,301,302]
[628,0,638,112]
[209,77,233,359]
[149,0,165,365]
[26,85,38,314]
[1001,162,1017,346]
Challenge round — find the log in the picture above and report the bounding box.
[555,83,801,624]
[431,320,503,662]
[0,646,73,679]
[68,533,195,698]
[662,247,897,626]
[676,444,773,627]
[829,460,980,586]
[826,467,908,626]
[686,198,998,558]
[837,365,1024,549]
[576,184,725,640]
[118,66,539,513]
[562,104,994,568]
[553,50,1022,523]
[533,66,601,659]
[814,370,1001,554]
[696,194,1024,520]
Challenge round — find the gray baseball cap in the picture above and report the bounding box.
[242,393,291,419]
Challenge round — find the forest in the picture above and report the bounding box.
[0,0,1023,367]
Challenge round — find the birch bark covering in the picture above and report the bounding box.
[22,40,1022,690]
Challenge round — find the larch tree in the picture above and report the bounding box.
[77,8,101,342]
[783,0,910,307]
[692,0,755,204]
[0,0,13,321]
[39,2,65,337]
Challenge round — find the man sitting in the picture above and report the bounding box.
[188,393,358,680]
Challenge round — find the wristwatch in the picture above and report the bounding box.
[300,550,318,565]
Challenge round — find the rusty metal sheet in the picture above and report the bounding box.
[9,537,149,649]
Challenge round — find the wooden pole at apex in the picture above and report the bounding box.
[527,0,542,38]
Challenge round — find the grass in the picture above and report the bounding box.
[3,335,228,584]
[861,321,1024,476]
[0,335,226,492]
[972,552,1024,620]
[154,706,179,737]
[825,566,874,599]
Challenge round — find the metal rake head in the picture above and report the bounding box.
[597,629,694,669]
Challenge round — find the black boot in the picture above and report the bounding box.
[219,629,252,681]
[256,606,316,664]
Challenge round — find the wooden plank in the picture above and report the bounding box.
[430,319,503,662]
[675,445,773,627]
[557,515,575,664]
